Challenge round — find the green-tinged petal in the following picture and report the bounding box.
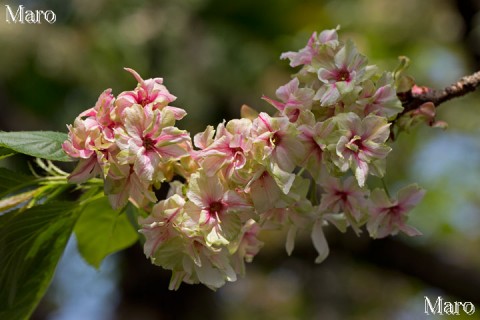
[397,184,426,210]
[286,225,297,256]
[269,163,295,195]
[195,261,225,289]
[362,115,391,143]
[206,226,229,246]
[219,213,242,242]
[194,125,215,149]
[150,236,186,270]
[187,171,224,208]
[249,172,282,213]
[311,219,329,263]
[370,188,392,208]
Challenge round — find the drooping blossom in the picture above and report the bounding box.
[318,175,369,231]
[247,169,286,213]
[139,194,187,259]
[139,192,242,290]
[230,219,264,275]
[367,184,425,239]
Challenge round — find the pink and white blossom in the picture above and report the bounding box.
[315,40,374,106]
[184,171,253,246]
[356,74,404,118]
[367,184,425,239]
[252,112,305,173]
[62,30,427,292]
[262,78,315,122]
[332,112,391,187]
[115,104,191,182]
[280,29,339,68]
[298,117,335,181]
[114,68,185,121]
[318,175,369,231]
[193,119,252,177]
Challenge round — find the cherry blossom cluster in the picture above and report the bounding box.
[63,28,425,290]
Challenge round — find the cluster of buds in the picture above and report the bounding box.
[63,28,425,290]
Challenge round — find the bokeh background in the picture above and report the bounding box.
[1,0,480,319]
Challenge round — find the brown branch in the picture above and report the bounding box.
[398,70,480,113]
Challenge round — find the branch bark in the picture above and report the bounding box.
[398,70,480,113]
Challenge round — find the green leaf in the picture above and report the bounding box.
[0,202,79,320]
[75,197,139,268]
[0,147,16,160]
[0,131,72,162]
[0,167,35,197]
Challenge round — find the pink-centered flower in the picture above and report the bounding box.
[247,169,284,213]
[356,74,403,118]
[63,117,101,160]
[315,40,371,106]
[262,78,315,122]
[140,194,186,258]
[139,192,241,290]
[115,104,191,182]
[318,175,369,230]
[184,171,253,246]
[63,90,117,158]
[332,112,391,187]
[104,159,156,209]
[252,112,305,173]
[193,119,252,177]
[63,90,119,182]
[367,184,425,239]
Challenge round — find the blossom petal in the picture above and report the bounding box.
[311,220,329,263]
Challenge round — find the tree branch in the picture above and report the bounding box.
[398,70,480,113]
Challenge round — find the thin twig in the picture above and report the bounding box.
[398,70,480,113]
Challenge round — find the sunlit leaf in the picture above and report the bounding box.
[0,131,72,162]
[0,202,79,320]
[75,197,139,269]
